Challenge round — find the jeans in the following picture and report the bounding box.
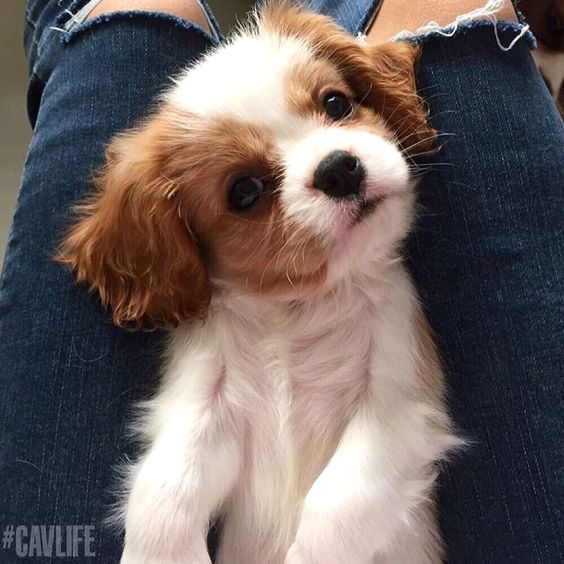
[1,1,562,562]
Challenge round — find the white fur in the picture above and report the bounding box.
[119,20,458,564]
[120,266,457,564]
[170,32,311,132]
[282,127,410,247]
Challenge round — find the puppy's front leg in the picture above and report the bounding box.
[286,398,446,564]
[121,361,241,564]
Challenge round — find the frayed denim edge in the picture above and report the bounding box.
[395,19,536,50]
[56,10,220,46]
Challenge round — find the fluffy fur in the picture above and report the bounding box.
[59,2,459,563]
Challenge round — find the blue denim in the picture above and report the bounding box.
[1,1,563,563]
[405,32,564,564]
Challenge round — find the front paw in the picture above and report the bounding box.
[285,538,366,564]
[285,540,362,564]
[285,495,392,564]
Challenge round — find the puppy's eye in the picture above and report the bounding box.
[228,177,264,210]
[323,92,354,120]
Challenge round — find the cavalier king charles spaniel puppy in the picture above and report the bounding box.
[60,2,459,563]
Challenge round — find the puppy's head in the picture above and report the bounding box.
[59,2,435,330]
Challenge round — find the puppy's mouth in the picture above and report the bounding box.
[352,195,386,225]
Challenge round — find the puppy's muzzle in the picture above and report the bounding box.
[313,150,366,199]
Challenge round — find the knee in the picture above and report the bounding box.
[85,0,211,32]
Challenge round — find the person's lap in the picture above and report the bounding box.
[2,2,219,562]
[1,1,562,562]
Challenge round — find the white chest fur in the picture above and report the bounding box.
[120,263,458,564]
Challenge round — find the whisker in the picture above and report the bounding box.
[259,228,302,292]
[357,82,373,106]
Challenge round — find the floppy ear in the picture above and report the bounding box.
[261,2,436,156]
[358,41,436,156]
[58,113,210,330]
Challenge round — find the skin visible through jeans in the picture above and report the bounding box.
[366,0,517,43]
[86,0,211,31]
[86,0,518,45]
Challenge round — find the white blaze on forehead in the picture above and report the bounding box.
[168,32,312,128]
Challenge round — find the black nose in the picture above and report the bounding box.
[313,150,365,199]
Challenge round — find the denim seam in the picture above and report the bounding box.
[195,0,224,42]
[50,0,89,34]
[31,0,82,61]
[25,17,40,54]
[27,0,75,60]
[24,14,37,30]
[356,0,382,36]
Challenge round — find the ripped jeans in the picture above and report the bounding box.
[0,0,563,562]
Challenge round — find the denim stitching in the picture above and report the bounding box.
[356,0,382,36]
[32,0,75,59]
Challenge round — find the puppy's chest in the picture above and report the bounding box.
[230,301,376,450]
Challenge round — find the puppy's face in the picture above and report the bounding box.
[60,3,434,329]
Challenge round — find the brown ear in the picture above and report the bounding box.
[58,113,210,330]
[361,41,436,156]
[261,2,436,156]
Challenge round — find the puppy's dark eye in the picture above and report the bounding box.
[323,92,354,120]
[228,177,264,210]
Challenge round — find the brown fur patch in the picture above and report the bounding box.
[284,55,395,143]
[283,55,350,116]
[58,110,211,330]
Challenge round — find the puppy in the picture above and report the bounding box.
[520,0,564,115]
[60,3,459,563]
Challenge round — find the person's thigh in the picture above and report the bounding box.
[410,32,564,563]
[0,2,218,562]
[310,1,564,562]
